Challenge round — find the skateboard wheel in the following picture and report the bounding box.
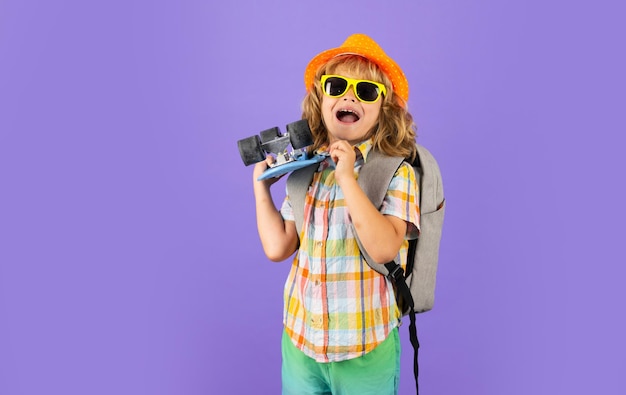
[287,120,313,150]
[259,127,282,144]
[237,135,265,166]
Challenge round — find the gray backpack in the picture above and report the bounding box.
[287,144,445,395]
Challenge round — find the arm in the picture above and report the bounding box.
[253,159,299,262]
[330,141,407,264]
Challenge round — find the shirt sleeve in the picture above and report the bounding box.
[379,161,420,240]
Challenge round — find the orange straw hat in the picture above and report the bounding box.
[304,33,409,104]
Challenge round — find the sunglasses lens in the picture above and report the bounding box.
[324,77,348,97]
[356,82,381,102]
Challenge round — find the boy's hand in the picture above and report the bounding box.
[329,140,357,187]
[253,156,283,187]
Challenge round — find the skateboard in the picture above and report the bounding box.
[237,120,328,181]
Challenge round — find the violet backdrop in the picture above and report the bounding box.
[1,1,625,394]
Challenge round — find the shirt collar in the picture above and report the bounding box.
[355,139,374,163]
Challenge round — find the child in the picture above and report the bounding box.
[252,33,420,395]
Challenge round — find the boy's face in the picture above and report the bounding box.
[321,65,382,146]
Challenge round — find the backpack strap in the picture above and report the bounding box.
[358,150,421,395]
[352,150,405,276]
[386,259,420,394]
[286,162,318,236]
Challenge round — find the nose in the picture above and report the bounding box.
[342,84,357,102]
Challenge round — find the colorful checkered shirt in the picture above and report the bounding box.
[280,140,420,363]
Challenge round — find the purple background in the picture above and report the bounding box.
[1,1,625,394]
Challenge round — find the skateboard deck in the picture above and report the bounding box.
[257,154,328,181]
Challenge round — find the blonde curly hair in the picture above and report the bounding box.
[301,55,417,161]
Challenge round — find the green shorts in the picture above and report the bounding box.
[281,328,401,395]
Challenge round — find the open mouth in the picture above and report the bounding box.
[336,109,360,123]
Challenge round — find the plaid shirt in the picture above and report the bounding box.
[280,140,420,363]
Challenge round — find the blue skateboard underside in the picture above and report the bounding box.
[257,154,328,181]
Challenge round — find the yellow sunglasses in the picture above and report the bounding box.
[320,75,387,103]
